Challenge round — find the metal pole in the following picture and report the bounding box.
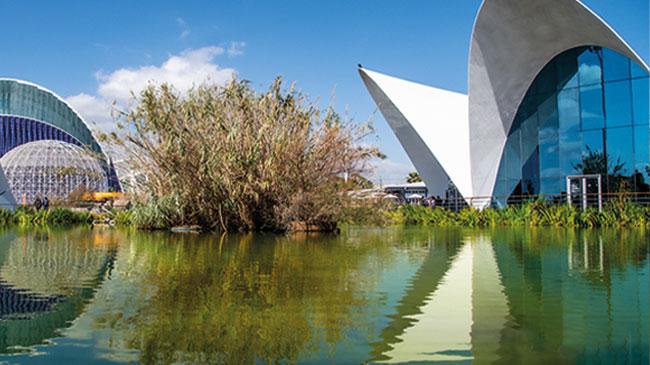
[581,177,587,211]
[597,174,603,212]
[566,177,571,206]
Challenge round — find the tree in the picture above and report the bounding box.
[406,172,422,183]
[573,147,629,193]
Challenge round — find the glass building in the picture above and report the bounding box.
[0,79,120,206]
[360,0,650,208]
[493,47,649,204]
[0,140,109,203]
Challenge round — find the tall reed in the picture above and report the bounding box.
[103,78,380,232]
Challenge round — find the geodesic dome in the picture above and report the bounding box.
[0,140,108,203]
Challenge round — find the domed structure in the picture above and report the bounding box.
[0,140,108,203]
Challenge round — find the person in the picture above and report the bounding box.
[34,196,42,210]
[43,196,49,211]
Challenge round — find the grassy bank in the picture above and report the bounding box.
[0,207,94,226]
[388,199,650,228]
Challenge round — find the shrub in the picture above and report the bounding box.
[103,78,380,232]
[392,200,650,228]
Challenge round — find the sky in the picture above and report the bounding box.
[1,0,648,184]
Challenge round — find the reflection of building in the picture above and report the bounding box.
[0,79,120,207]
[373,236,508,363]
[0,230,116,353]
[372,230,649,363]
[359,0,649,208]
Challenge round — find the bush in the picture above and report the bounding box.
[103,78,380,232]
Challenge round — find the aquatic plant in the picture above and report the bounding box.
[389,200,650,228]
[0,206,92,226]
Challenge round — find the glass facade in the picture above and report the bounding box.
[494,46,650,204]
[0,80,102,153]
[0,79,120,192]
[0,115,83,156]
[0,140,108,203]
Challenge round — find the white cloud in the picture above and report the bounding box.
[368,158,415,186]
[227,41,246,57]
[96,46,234,103]
[66,46,237,130]
[65,93,115,130]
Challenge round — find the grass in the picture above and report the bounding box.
[388,199,650,228]
[0,207,94,226]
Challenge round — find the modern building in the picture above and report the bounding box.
[0,78,119,208]
[0,140,109,204]
[360,0,649,208]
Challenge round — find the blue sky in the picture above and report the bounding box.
[1,0,648,184]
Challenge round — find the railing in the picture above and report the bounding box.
[418,192,650,213]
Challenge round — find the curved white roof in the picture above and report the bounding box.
[360,0,649,209]
[467,0,650,205]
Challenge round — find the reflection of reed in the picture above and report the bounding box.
[0,232,112,296]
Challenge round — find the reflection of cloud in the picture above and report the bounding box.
[578,63,601,84]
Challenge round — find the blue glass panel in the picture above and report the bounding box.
[537,62,557,95]
[556,48,579,89]
[634,124,649,171]
[505,129,522,183]
[538,93,558,128]
[522,146,540,195]
[540,177,563,195]
[605,80,633,127]
[578,47,602,86]
[606,127,635,176]
[631,77,649,125]
[580,84,605,130]
[560,131,582,175]
[603,49,630,82]
[583,129,604,154]
[558,88,580,132]
[631,61,649,78]
[539,127,559,178]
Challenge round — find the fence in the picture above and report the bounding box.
[421,192,650,213]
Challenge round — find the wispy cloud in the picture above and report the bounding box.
[176,17,190,39]
[227,41,246,57]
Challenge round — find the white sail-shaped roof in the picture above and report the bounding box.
[359,68,472,200]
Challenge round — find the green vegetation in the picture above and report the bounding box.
[103,78,380,232]
[0,207,93,226]
[406,171,422,183]
[389,199,650,228]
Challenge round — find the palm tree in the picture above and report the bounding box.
[406,172,422,183]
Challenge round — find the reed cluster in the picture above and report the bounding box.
[104,78,380,231]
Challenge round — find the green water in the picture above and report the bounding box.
[0,227,647,364]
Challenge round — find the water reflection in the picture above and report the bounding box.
[0,227,117,354]
[0,227,646,364]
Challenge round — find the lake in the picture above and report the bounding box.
[0,227,647,364]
